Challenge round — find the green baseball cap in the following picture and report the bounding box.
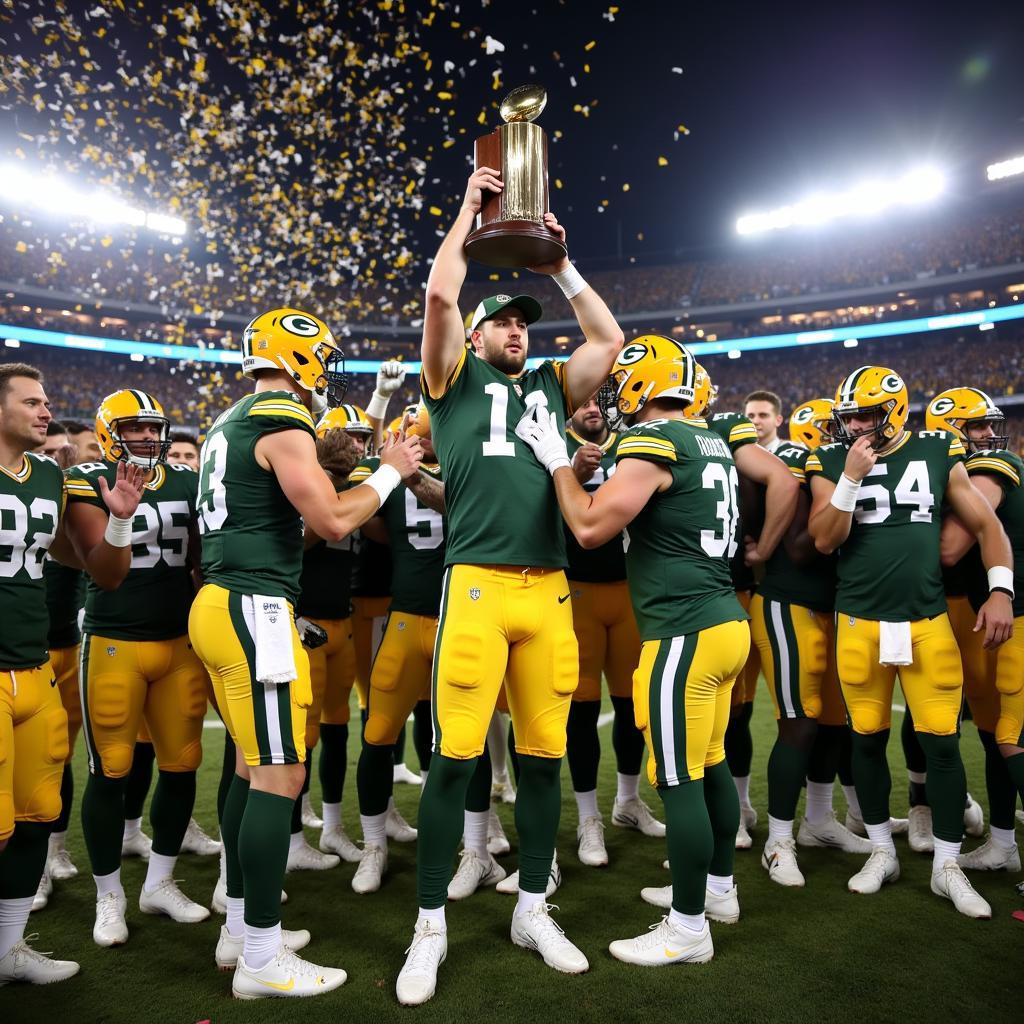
[469,293,543,332]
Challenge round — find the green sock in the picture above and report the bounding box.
[217,733,235,825]
[660,781,713,914]
[466,746,492,814]
[850,729,892,825]
[221,774,250,899]
[1005,750,1024,801]
[917,732,967,843]
[416,754,476,909]
[704,760,740,878]
[725,702,754,776]
[55,763,74,833]
[81,772,128,876]
[610,695,645,775]
[356,740,395,817]
[238,789,293,928]
[807,724,846,784]
[565,701,601,793]
[150,770,196,857]
[767,740,809,820]
[413,700,433,773]
[0,821,51,899]
[123,741,155,820]
[978,730,1018,830]
[318,723,349,804]
[393,723,407,766]
[514,754,562,894]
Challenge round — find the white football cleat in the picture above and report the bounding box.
[385,805,417,843]
[963,793,985,838]
[139,878,211,923]
[121,827,152,861]
[740,804,758,830]
[761,837,805,887]
[577,815,608,867]
[215,925,311,971]
[286,835,340,872]
[609,916,713,966]
[797,812,872,854]
[639,885,740,924]
[31,870,52,913]
[0,936,80,986]
[611,797,666,837]
[46,846,78,881]
[233,947,347,1000]
[931,860,991,919]
[511,903,589,974]
[957,837,1021,872]
[491,778,517,804]
[300,794,323,829]
[848,848,900,894]
[486,808,510,856]
[496,853,561,897]
[211,875,287,914]
[734,821,752,850]
[351,843,388,894]
[447,849,506,901]
[93,892,129,947]
[393,763,423,786]
[396,919,447,1006]
[907,805,934,853]
[180,818,222,857]
[320,824,362,863]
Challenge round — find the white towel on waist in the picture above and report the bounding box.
[879,620,912,666]
[243,594,298,684]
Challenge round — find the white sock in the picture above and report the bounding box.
[0,896,33,960]
[288,831,306,853]
[932,836,961,874]
[143,851,177,892]
[767,815,793,843]
[990,825,1017,851]
[865,820,895,854]
[515,889,545,917]
[804,781,834,824]
[417,906,446,929]
[243,922,282,970]
[668,908,705,934]
[94,868,124,900]
[321,802,342,829]
[842,785,862,819]
[463,810,489,857]
[360,811,387,849]
[487,710,509,784]
[48,830,67,852]
[574,789,599,823]
[616,772,640,803]
[706,873,733,896]
[908,770,927,786]
[225,895,245,938]
[123,817,142,838]
[733,775,751,806]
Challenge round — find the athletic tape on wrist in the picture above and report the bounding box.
[987,566,1014,597]
[552,264,587,299]
[364,463,402,506]
[830,473,861,513]
[366,391,389,421]
[548,456,572,476]
[104,514,133,548]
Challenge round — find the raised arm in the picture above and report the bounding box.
[732,443,799,563]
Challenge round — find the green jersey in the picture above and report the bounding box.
[757,443,837,613]
[66,460,198,641]
[351,457,446,616]
[197,391,315,604]
[44,559,86,649]
[296,479,356,619]
[962,449,1024,617]
[564,429,626,583]
[615,419,748,640]
[806,431,966,621]
[0,453,64,669]
[706,412,759,591]
[422,349,570,568]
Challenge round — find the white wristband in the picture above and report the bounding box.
[363,464,402,506]
[830,473,861,513]
[548,456,572,475]
[552,264,587,299]
[103,514,133,548]
[987,566,1014,596]
[366,391,389,421]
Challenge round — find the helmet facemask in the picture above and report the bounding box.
[597,376,625,431]
[963,415,1009,453]
[831,403,896,449]
[110,414,171,470]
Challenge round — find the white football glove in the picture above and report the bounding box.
[375,360,407,397]
[515,406,571,475]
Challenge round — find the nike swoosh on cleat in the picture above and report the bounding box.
[664,947,683,958]
[255,976,296,992]
[558,594,571,604]
[616,815,639,827]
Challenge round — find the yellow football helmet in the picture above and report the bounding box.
[597,335,697,429]
[387,404,421,435]
[242,307,347,413]
[832,366,908,447]
[926,387,1008,452]
[789,397,834,450]
[95,389,171,469]
[315,404,372,438]
[683,362,717,419]
[407,403,431,439]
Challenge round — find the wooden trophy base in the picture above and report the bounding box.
[464,220,567,269]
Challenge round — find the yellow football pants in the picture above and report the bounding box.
[305,616,356,744]
[351,595,390,711]
[994,618,1024,747]
[432,565,578,759]
[947,595,1000,734]
[568,579,641,702]
[51,643,82,761]
[732,590,761,706]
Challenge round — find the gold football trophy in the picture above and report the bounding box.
[464,85,567,268]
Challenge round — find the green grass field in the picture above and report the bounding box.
[4,695,1021,1024]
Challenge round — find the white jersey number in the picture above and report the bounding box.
[482,383,549,458]
[0,494,60,579]
[700,462,740,559]
[197,431,229,533]
[404,489,444,550]
[854,460,934,525]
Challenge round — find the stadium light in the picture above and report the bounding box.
[0,164,186,236]
[735,166,946,236]
[987,155,1024,182]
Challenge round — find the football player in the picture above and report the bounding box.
[40,420,70,458]
[807,366,1012,917]
[188,307,421,998]
[63,389,211,946]
[518,336,751,965]
[63,420,103,462]
[0,363,139,985]
[563,396,661,869]
[166,432,200,469]
[395,167,623,1006]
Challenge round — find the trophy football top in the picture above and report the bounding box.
[499,85,547,124]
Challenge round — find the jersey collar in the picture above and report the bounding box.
[876,432,911,459]
[143,464,167,491]
[0,454,31,482]
[566,427,616,452]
